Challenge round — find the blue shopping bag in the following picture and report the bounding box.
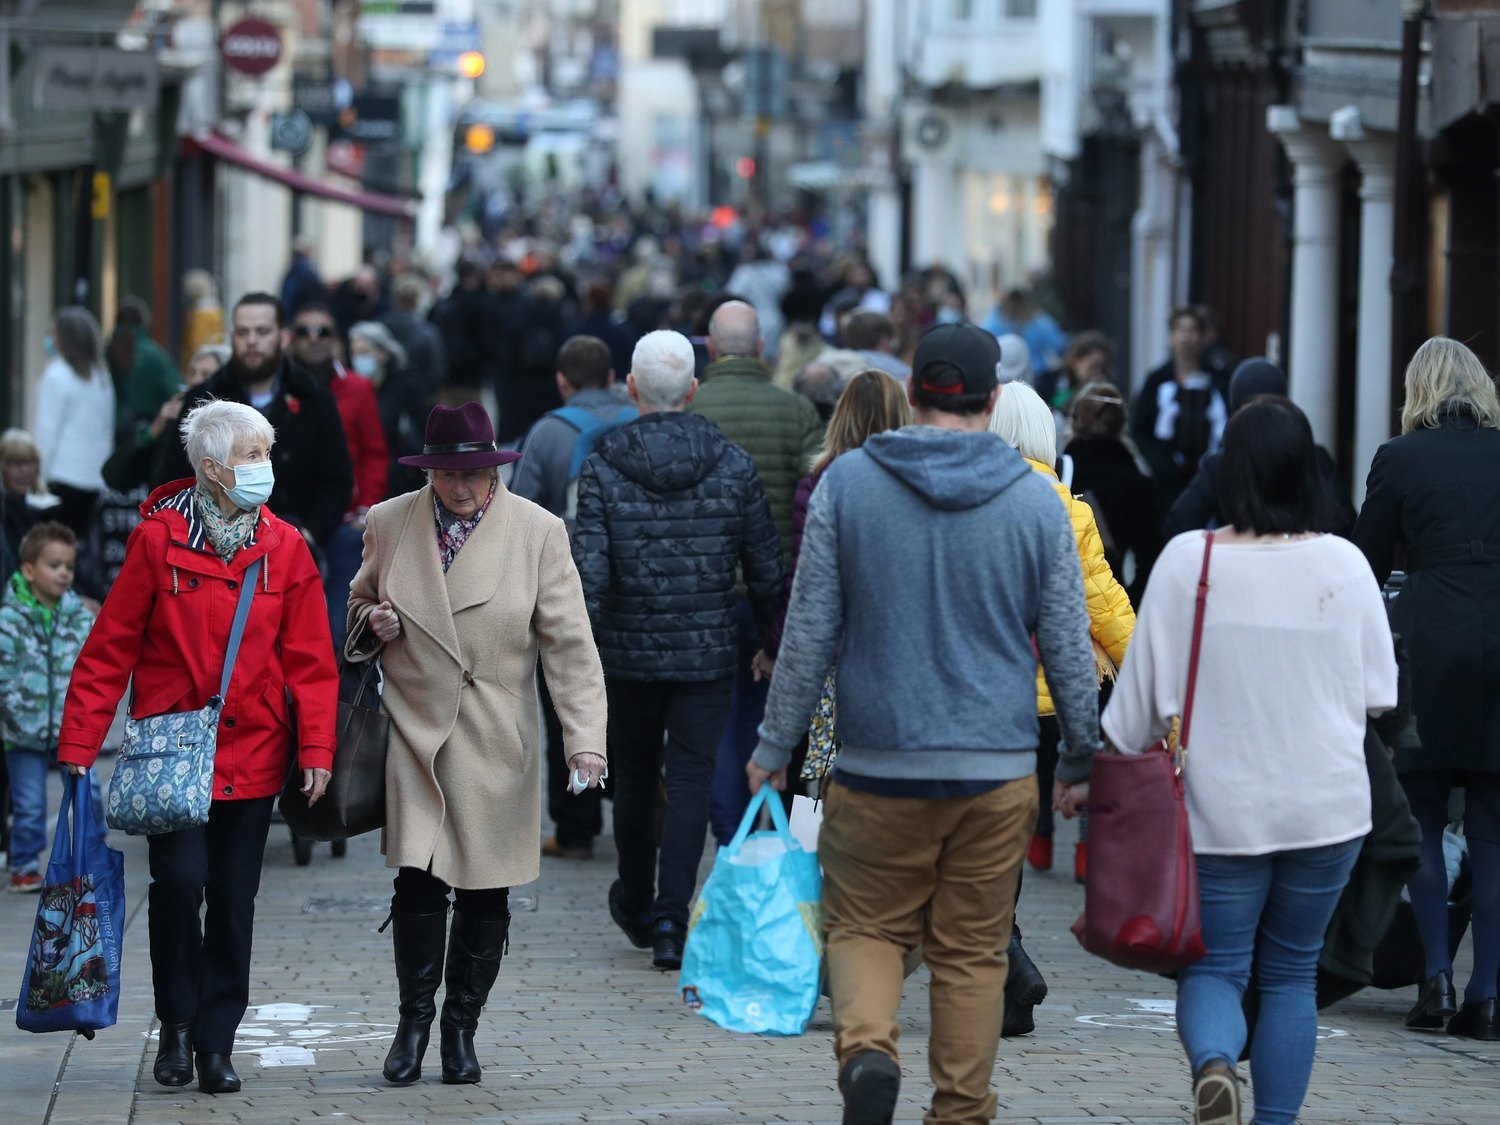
[17,772,126,1036]
[679,786,823,1036]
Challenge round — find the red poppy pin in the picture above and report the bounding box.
[284,394,301,415]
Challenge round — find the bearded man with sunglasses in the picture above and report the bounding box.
[158,292,354,554]
[288,303,389,647]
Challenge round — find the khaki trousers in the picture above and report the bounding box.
[818,775,1037,1125]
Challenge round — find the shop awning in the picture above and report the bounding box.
[183,132,420,219]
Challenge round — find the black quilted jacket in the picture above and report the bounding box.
[572,410,786,682]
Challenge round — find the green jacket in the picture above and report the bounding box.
[0,572,93,750]
[115,325,181,431]
[688,356,824,560]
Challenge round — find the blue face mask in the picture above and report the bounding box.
[217,459,274,510]
[42,334,56,359]
[351,354,380,380]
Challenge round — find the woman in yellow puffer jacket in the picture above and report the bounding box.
[988,379,1136,1037]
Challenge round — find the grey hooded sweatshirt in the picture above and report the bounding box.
[752,426,1101,789]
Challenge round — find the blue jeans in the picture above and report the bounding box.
[1176,838,1361,1125]
[324,522,365,654]
[6,748,105,874]
[709,597,769,846]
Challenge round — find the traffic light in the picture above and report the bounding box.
[735,157,756,179]
[464,123,496,154]
[458,51,485,79]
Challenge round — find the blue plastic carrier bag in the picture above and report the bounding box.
[679,786,823,1035]
[17,772,125,1036]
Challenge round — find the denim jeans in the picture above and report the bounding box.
[709,598,769,846]
[1176,838,1362,1125]
[324,521,366,654]
[5,748,105,874]
[608,676,733,930]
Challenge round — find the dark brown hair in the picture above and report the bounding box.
[1168,306,1205,332]
[557,335,613,390]
[20,521,76,565]
[1216,397,1328,536]
[1062,330,1112,372]
[1069,381,1128,439]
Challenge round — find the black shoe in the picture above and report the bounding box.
[1406,969,1458,1030]
[439,909,509,1084]
[839,1050,900,1125]
[152,1021,193,1087]
[651,920,684,971]
[1001,926,1047,1038]
[383,905,448,1085]
[609,880,653,949]
[1448,997,1500,1041]
[195,1052,241,1095]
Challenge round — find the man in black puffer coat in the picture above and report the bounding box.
[573,329,785,972]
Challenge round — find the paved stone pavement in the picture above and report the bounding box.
[4,763,1499,1124]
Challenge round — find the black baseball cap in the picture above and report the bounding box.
[911,322,1001,400]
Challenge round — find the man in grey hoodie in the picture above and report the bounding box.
[748,322,1101,1125]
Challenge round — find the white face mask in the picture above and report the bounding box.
[217,459,274,510]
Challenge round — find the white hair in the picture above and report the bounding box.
[349,320,409,370]
[181,399,276,481]
[989,381,1057,466]
[630,330,697,410]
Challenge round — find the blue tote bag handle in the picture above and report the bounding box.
[725,785,797,854]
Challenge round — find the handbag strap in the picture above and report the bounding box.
[213,558,262,706]
[1176,531,1215,764]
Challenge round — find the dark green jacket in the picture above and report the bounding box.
[114,326,181,431]
[687,355,823,561]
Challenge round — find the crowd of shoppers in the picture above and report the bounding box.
[0,204,1496,1125]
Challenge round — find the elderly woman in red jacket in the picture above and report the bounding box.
[58,399,338,1096]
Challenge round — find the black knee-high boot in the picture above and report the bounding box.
[439,909,509,1084]
[382,906,449,1085]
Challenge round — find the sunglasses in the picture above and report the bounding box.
[293,325,334,339]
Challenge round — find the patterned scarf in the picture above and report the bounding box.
[195,484,259,563]
[433,481,495,573]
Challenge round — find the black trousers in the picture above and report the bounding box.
[146,796,274,1054]
[541,668,602,849]
[609,676,733,930]
[49,482,103,599]
[392,866,510,920]
[1033,715,1061,838]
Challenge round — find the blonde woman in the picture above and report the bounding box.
[1354,336,1500,1041]
[179,269,225,370]
[0,430,56,580]
[989,380,1135,1035]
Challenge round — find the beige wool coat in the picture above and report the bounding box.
[346,483,607,889]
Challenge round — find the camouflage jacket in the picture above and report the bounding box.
[0,572,93,750]
[572,410,785,682]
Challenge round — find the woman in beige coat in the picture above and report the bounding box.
[346,402,607,1088]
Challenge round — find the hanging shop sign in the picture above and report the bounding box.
[33,46,160,112]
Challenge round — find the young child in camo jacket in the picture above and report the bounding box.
[0,522,95,891]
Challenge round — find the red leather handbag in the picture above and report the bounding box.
[1071,532,1214,974]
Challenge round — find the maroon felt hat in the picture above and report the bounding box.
[397,402,522,469]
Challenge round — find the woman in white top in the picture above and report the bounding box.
[33,307,115,545]
[1077,397,1397,1125]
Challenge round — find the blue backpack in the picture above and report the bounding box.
[553,404,638,524]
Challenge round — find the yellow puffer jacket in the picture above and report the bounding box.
[1026,458,1135,716]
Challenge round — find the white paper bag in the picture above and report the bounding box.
[789,795,823,853]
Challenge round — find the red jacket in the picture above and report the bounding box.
[328,364,389,514]
[58,480,339,800]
